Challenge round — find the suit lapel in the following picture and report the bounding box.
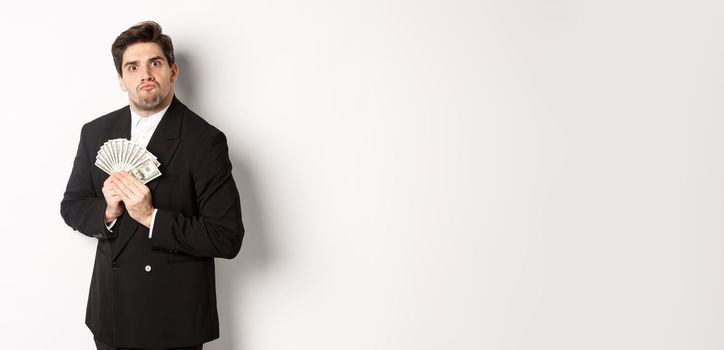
[145,96,183,194]
[111,96,184,261]
[109,107,131,140]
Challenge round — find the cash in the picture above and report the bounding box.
[95,138,162,184]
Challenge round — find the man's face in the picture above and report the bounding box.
[118,42,178,116]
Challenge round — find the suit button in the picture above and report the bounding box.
[112,262,119,270]
[144,265,152,272]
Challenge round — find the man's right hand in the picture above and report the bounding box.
[102,175,125,224]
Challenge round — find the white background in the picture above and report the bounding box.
[1,0,723,349]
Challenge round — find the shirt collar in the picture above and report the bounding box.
[130,103,170,128]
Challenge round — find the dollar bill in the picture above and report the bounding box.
[94,138,162,183]
[130,159,162,184]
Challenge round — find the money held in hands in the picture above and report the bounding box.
[95,138,162,184]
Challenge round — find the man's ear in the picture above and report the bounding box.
[170,63,179,83]
[118,74,127,92]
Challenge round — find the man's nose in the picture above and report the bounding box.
[140,66,154,81]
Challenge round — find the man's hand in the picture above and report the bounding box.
[109,172,155,228]
[102,176,124,224]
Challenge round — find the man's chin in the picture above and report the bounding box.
[135,97,162,111]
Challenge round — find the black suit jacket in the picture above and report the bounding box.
[61,96,244,349]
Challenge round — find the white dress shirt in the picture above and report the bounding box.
[106,104,170,238]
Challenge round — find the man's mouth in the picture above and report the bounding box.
[140,83,156,91]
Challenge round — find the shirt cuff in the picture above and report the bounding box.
[105,218,117,232]
[148,209,159,239]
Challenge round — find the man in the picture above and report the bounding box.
[60,21,244,350]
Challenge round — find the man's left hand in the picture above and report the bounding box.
[109,172,155,228]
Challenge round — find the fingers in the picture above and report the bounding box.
[110,172,150,203]
[111,174,134,201]
[102,178,123,204]
[103,187,122,203]
[107,172,154,227]
[114,172,145,194]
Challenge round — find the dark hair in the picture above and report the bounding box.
[111,21,175,76]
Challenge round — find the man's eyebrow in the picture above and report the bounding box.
[123,56,166,68]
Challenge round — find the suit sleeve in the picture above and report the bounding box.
[151,131,244,259]
[60,124,116,240]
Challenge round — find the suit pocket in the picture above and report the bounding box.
[154,248,202,264]
[168,256,202,264]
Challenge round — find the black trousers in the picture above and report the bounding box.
[95,339,203,350]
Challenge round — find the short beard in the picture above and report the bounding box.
[135,92,162,111]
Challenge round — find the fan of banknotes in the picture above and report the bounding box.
[95,138,162,184]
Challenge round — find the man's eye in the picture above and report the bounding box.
[152,60,161,66]
[128,66,137,71]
